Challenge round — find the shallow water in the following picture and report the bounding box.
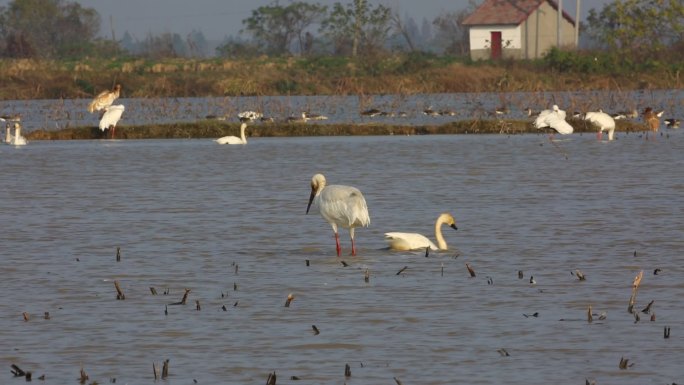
[1,131,683,384]
[3,89,683,132]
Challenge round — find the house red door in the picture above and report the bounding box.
[490,31,502,60]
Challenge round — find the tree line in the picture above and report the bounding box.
[0,0,682,64]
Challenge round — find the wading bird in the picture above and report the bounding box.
[306,173,370,257]
[88,84,121,113]
[642,107,660,132]
[303,112,328,121]
[238,111,263,122]
[360,108,382,117]
[584,111,616,141]
[99,105,125,139]
[533,105,574,135]
[286,112,308,123]
[384,213,458,251]
[215,123,248,145]
[664,118,680,128]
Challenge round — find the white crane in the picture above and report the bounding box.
[215,123,248,145]
[384,213,458,251]
[584,111,616,141]
[88,84,121,113]
[99,105,125,139]
[533,105,574,135]
[306,173,370,257]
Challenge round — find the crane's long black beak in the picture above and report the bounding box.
[306,188,316,214]
[450,224,458,231]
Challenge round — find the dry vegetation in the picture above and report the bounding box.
[0,55,680,101]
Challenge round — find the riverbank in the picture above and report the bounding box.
[24,118,654,140]
[1,55,681,101]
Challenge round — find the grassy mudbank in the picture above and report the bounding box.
[25,118,651,140]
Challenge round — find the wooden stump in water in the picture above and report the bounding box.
[114,280,125,300]
[161,359,169,379]
[266,371,276,385]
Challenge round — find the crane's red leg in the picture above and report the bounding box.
[334,232,341,257]
[351,238,357,256]
[597,131,602,140]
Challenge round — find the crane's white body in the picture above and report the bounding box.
[215,123,248,145]
[99,105,125,131]
[584,111,616,141]
[306,173,370,257]
[385,213,457,251]
[533,105,574,135]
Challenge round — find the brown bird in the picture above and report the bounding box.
[642,107,660,132]
[88,84,121,113]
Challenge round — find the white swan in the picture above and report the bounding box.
[306,173,370,257]
[215,123,248,145]
[584,111,616,140]
[5,122,27,146]
[4,122,13,143]
[533,105,574,135]
[384,213,458,251]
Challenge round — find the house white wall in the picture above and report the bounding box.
[469,25,521,50]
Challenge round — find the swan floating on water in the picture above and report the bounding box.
[5,122,27,146]
[384,213,457,251]
[306,173,370,257]
[215,123,248,145]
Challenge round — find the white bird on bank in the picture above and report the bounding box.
[303,111,328,121]
[285,112,308,123]
[5,122,27,146]
[238,111,263,122]
[88,84,121,113]
[99,104,125,139]
[533,105,574,135]
[384,213,458,251]
[584,111,616,140]
[215,123,248,145]
[664,118,680,128]
[306,173,370,257]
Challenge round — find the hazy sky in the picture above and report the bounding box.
[13,0,612,42]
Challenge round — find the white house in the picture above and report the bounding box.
[462,0,578,60]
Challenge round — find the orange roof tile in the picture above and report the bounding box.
[462,0,575,26]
